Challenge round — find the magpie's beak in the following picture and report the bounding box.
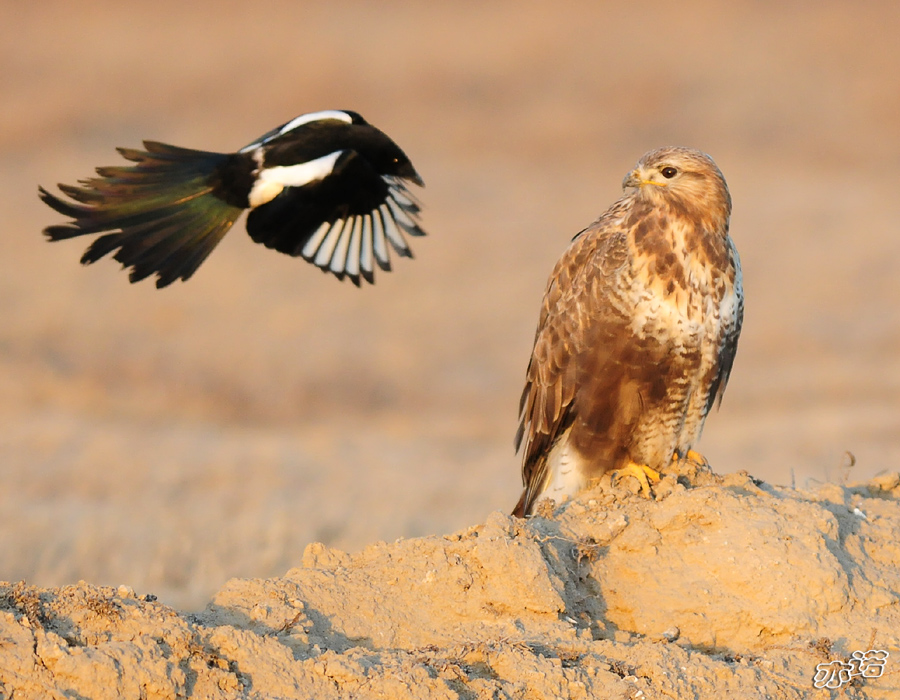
[408,169,425,188]
[395,159,424,187]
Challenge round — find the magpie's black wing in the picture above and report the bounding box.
[40,110,425,287]
[246,149,424,285]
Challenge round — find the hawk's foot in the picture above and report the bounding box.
[612,461,661,497]
[674,449,710,468]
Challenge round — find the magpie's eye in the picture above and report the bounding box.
[661,166,678,179]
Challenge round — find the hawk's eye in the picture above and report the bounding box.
[661,166,678,179]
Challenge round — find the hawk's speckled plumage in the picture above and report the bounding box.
[513,147,743,517]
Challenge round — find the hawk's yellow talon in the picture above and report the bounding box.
[674,449,709,467]
[613,461,661,497]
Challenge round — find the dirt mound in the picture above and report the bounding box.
[2,466,898,698]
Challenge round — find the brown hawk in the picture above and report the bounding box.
[513,147,742,517]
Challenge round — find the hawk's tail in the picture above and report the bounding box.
[39,141,244,288]
[512,489,531,518]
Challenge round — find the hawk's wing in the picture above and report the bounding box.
[514,209,631,514]
[706,238,744,414]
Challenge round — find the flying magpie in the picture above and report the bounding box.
[39,110,425,288]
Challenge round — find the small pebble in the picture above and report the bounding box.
[662,626,680,642]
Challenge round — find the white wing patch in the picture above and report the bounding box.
[387,185,418,209]
[296,173,426,284]
[371,211,389,268]
[386,196,418,235]
[379,204,410,256]
[345,217,363,279]
[330,219,355,274]
[360,216,374,276]
[240,111,353,152]
[314,219,345,267]
[279,110,352,135]
[248,151,343,208]
[300,221,331,258]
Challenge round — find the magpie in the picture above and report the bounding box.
[39,110,426,288]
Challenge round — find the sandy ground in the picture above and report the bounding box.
[1,1,900,694]
[2,467,899,698]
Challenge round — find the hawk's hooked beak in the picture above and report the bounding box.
[623,169,666,190]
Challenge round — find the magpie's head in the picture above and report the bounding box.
[331,112,419,187]
[364,130,424,186]
[384,150,424,187]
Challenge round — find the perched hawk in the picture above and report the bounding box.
[39,110,425,288]
[513,147,742,517]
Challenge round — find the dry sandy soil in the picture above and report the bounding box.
[2,466,900,698]
[1,1,899,696]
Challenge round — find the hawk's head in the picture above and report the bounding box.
[622,147,731,226]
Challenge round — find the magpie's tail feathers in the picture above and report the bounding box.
[39,142,243,288]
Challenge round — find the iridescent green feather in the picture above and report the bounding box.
[39,141,242,288]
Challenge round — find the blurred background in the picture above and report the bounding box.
[2,0,898,610]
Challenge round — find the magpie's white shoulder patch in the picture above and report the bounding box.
[247,150,343,208]
[279,110,353,134]
[239,110,354,153]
